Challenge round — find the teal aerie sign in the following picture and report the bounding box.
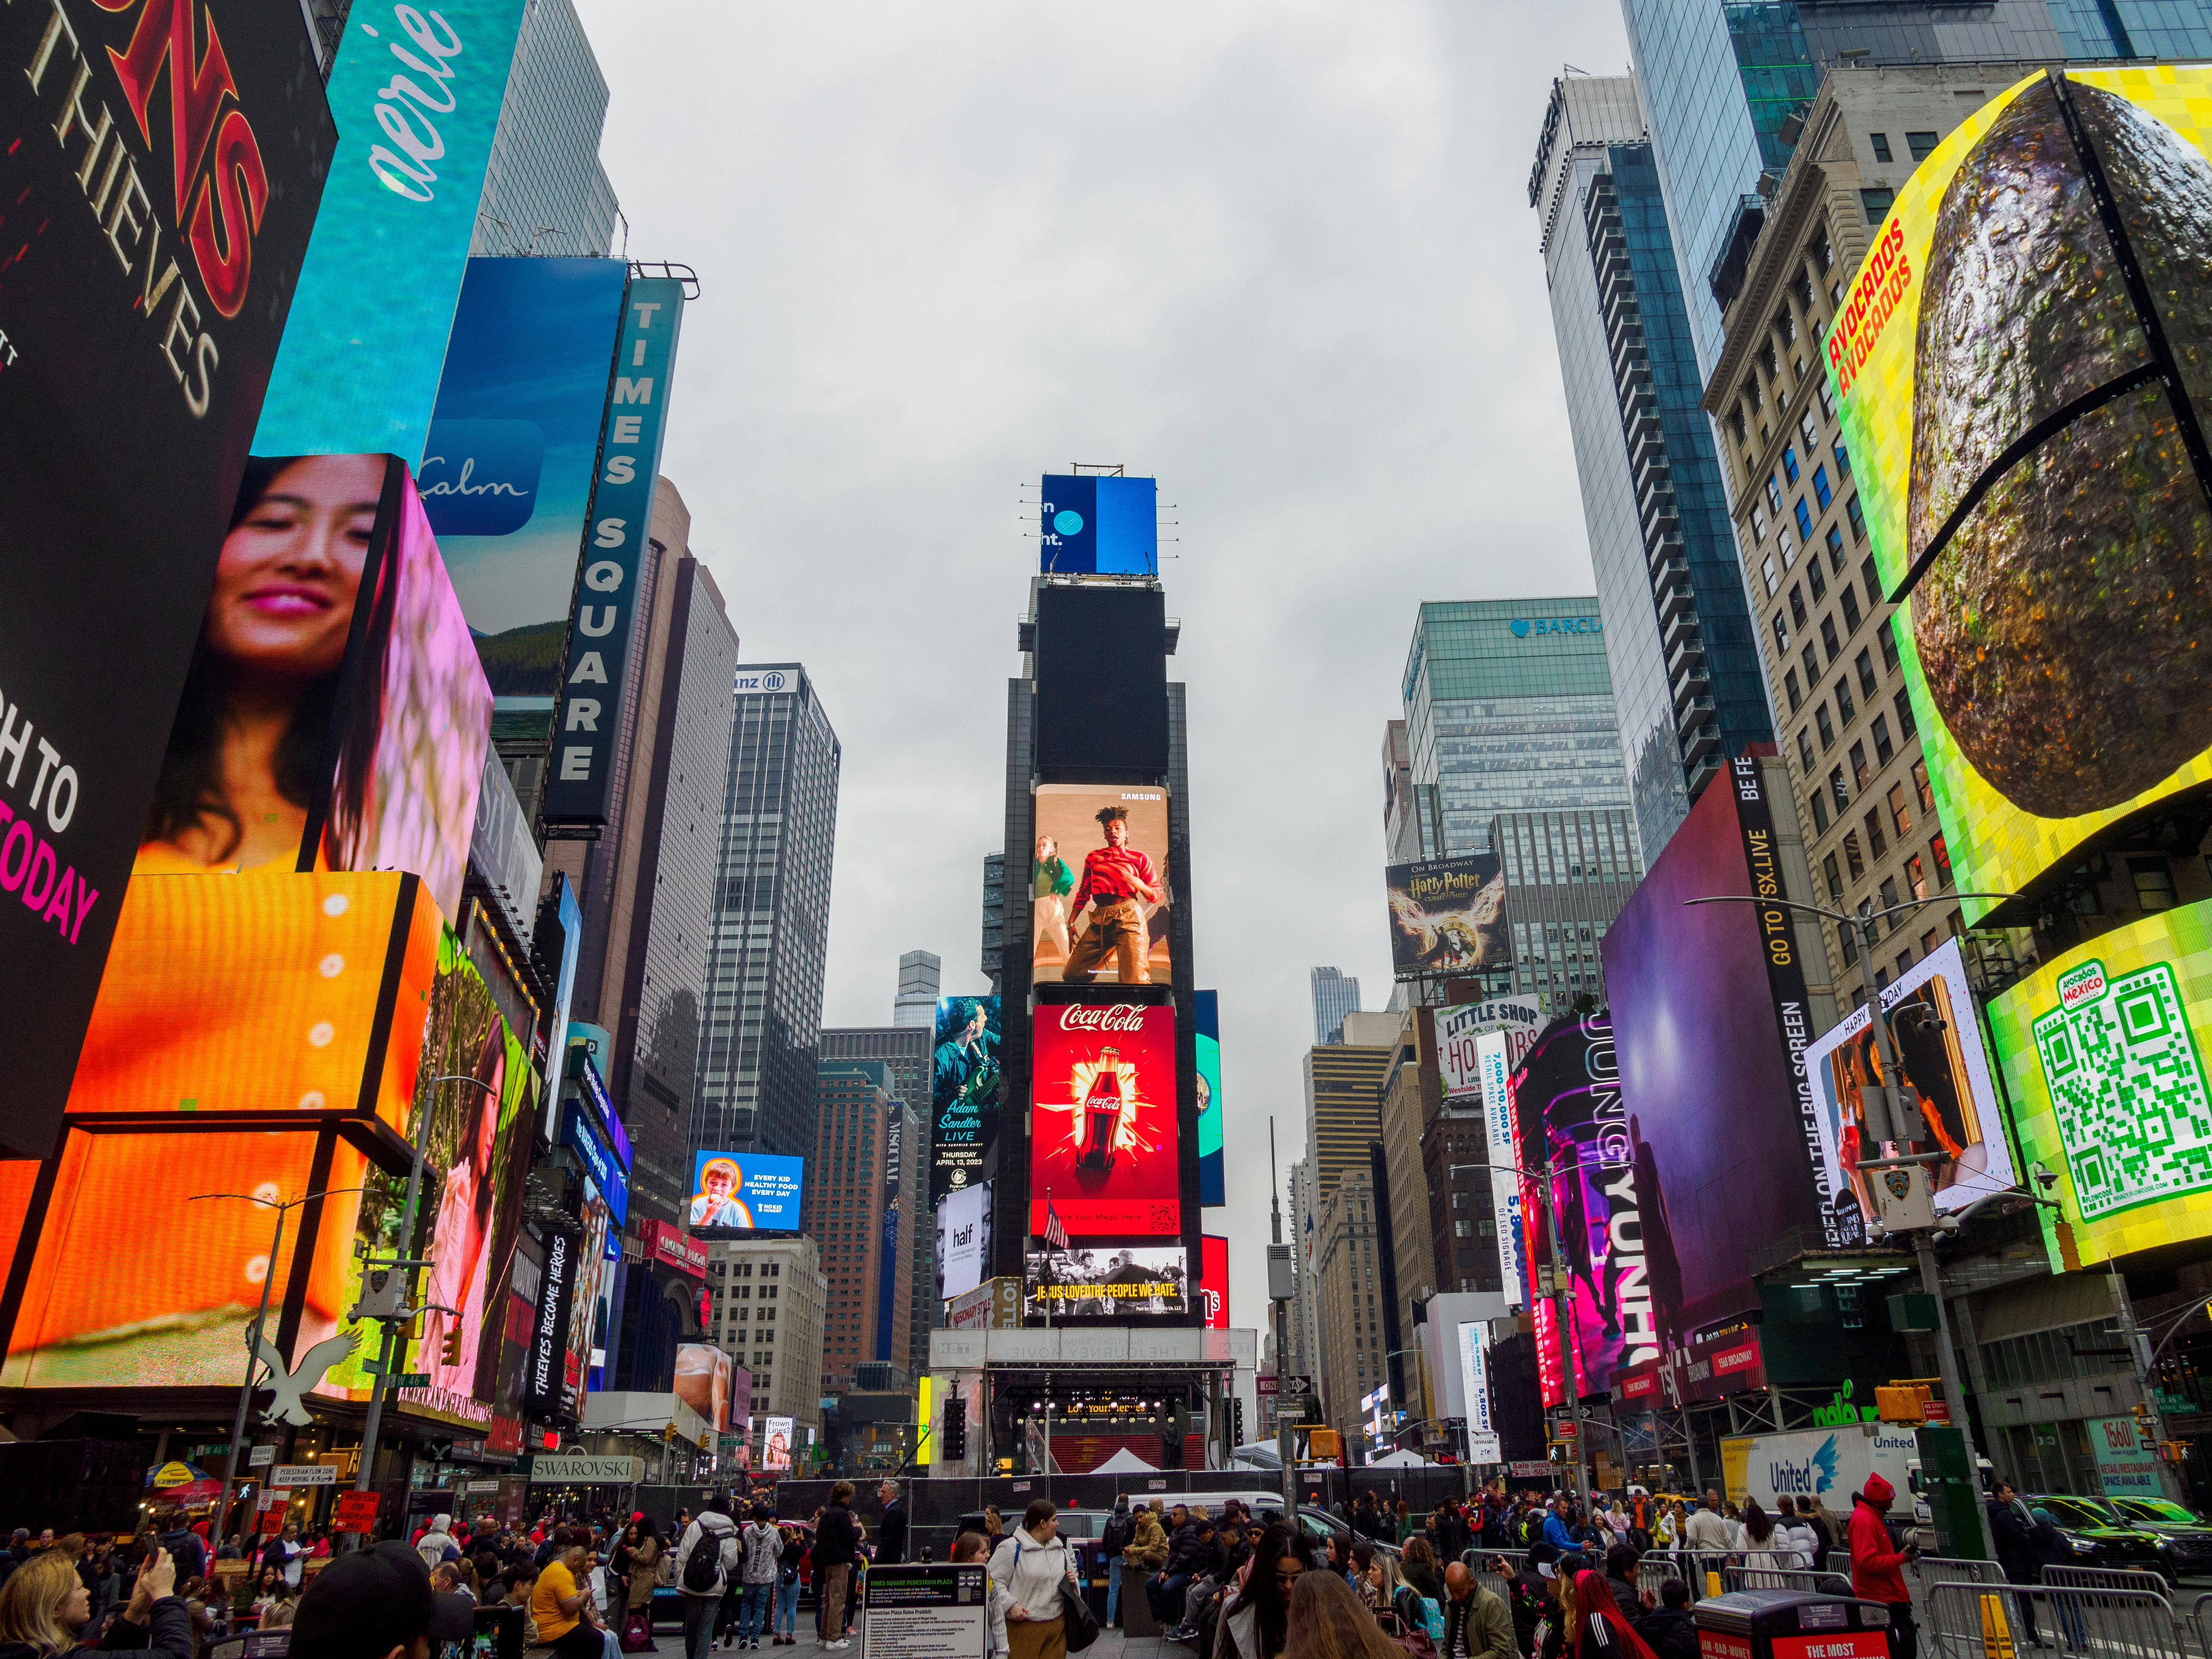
[254,0,529,464]
[1511,617,1603,638]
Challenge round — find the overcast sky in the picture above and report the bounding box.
[576,0,1633,1338]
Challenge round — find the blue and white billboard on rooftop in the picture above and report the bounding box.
[1041,474,1157,576]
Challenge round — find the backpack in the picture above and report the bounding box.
[1102,1513,1134,1555]
[684,1520,730,1594]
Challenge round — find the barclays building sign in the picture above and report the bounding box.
[1511,617,1603,638]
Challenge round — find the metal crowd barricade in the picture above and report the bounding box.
[1635,1553,1688,1601]
[2191,1592,2212,1659]
[1914,1555,2008,1590]
[1825,1551,1854,1578]
[1466,1547,1527,1607]
[1924,1580,2188,1659]
[2040,1566,2174,1600]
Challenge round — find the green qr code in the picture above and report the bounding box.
[2034,960,2212,1218]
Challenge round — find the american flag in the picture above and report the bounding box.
[1044,1196,1069,1252]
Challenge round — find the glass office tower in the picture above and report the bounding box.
[1400,599,1631,858]
[1533,76,1769,864]
[694,666,843,1162]
[474,0,623,257]
[1622,0,2212,383]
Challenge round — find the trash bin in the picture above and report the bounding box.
[1692,1589,1893,1659]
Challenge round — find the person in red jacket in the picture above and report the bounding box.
[1848,1476,1918,1659]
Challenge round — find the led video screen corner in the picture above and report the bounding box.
[1598,765,1828,1337]
[1827,67,2212,919]
[133,457,491,922]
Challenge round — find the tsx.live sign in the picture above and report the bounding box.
[529,1454,643,1485]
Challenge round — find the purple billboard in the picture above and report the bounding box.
[1598,750,1828,1340]
[1515,1012,1658,1399]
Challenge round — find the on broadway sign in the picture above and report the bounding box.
[641,1218,707,1279]
[530,1455,642,1485]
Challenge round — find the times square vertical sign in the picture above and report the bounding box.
[0,0,333,1157]
[541,278,687,832]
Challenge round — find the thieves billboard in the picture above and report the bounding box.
[0,0,334,1157]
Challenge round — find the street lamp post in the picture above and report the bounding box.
[1683,890,2025,1562]
[188,1184,367,1553]
[351,1072,504,1532]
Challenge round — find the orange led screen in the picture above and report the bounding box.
[67,871,441,1129]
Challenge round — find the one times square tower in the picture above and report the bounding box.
[991,471,1205,1316]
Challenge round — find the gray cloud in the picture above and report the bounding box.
[576,0,1630,1349]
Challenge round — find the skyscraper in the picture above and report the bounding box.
[805,1062,917,1393]
[1311,967,1361,1046]
[694,666,842,1163]
[608,554,741,1225]
[1621,0,2212,384]
[820,1011,933,1383]
[1401,599,1632,857]
[1532,75,1770,862]
[981,852,1005,994]
[893,951,941,1029]
[537,480,731,1222]
[1382,721,1422,862]
[1489,807,1644,1012]
[473,0,622,258]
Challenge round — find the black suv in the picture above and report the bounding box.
[2107,1496,2212,1582]
[2026,1493,2168,1579]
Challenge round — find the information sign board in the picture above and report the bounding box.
[860,1565,987,1659]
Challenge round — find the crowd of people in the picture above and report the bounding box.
[0,1470,1944,1659]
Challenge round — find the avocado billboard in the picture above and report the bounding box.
[1825,67,2212,921]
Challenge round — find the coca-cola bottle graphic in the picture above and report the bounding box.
[1078,1048,1124,1172]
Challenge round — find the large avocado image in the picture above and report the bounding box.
[1908,76,2212,820]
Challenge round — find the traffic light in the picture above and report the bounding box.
[1231,1398,1245,1443]
[442,1324,463,1366]
[943,1400,967,1462]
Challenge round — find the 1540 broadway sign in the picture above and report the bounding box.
[0,0,334,1158]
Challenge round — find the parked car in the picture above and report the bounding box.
[2106,1496,2212,1580]
[2025,1493,2168,1578]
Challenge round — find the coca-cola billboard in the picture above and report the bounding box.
[1029,1001,1180,1237]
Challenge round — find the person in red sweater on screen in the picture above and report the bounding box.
[1062,806,1163,984]
[1848,1475,1918,1659]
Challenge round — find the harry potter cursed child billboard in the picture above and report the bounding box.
[1385,855,1509,980]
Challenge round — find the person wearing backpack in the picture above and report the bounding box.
[672,1494,740,1659]
[731,1505,783,1650]
[1100,1498,1134,1629]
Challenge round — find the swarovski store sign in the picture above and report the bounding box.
[529,1455,642,1485]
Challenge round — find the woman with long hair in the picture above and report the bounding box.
[1536,1552,1586,1659]
[138,454,389,876]
[1398,1536,1442,1605]
[1572,1569,1662,1659]
[1282,1569,1403,1659]
[1216,1524,1314,1659]
[1738,1500,1783,1567]
[0,1549,189,1658]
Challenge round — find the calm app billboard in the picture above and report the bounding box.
[422,259,630,686]
[255,0,529,464]
[1040,474,1157,575]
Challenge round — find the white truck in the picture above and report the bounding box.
[1726,1422,1923,1531]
